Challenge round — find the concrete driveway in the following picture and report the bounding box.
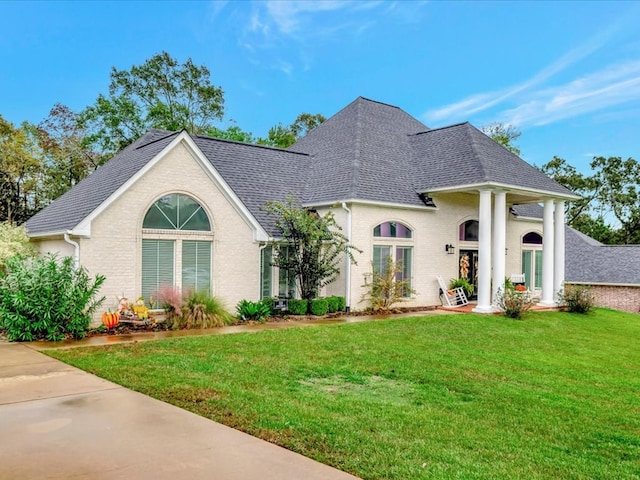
[0,342,359,480]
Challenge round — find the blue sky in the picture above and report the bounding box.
[1,1,639,172]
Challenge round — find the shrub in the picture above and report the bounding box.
[260,297,276,317]
[156,285,183,321]
[287,299,309,315]
[361,256,415,312]
[310,298,328,316]
[0,254,105,341]
[496,285,534,319]
[559,285,595,314]
[449,277,474,298]
[175,290,233,329]
[236,299,271,323]
[326,296,340,313]
[335,296,346,312]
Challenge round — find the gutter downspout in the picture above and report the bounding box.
[341,202,352,313]
[64,231,80,269]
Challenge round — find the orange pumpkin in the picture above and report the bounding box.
[102,311,120,328]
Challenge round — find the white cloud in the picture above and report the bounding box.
[422,17,626,125]
[502,61,640,127]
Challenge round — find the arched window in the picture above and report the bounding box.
[143,194,210,231]
[372,221,413,297]
[459,220,479,242]
[373,221,412,238]
[523,232,543,244]
[142,194,212,306]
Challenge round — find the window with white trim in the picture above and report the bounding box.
[522,232,543,290]
[141,194,212,306]
[373,222,414,297]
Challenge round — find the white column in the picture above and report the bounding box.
[539,199,556,306]
[492,190,506,306]
[554,200,565,301]
[473,189,494,313]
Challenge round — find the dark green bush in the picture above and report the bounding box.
[0,254,105,341]
[310,298,328,316]
[559,285,595,314]
[326,296,340,313]
[335,296,346,312]
[259,297,276,317]
[287,299,308,315]
[236,299,271,323]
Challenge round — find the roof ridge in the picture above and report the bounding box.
[357,96,403,110]
[193,133,310,156]
[134,130,179,150]
[466,123,489,181]
[409,121,469,136]
[348,97,364,198]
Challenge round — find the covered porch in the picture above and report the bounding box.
[430,185,579,313]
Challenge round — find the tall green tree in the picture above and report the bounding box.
[482,122,521,156]
[541,155,640,244]
[79,51,225,156]
[37,103,103,203]
[0,116,44,224]
[264,196,359,307]
[258,112,326,148]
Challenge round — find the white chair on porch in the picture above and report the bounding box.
[436,276,469,308]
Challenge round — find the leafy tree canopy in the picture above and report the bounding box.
[0,116,43,223]
[541,155,640,244]
[264,196,359,306]
[79,51,225,155]
[482,122,521,156]
[258,112,326,148]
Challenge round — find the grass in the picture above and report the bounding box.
[47,309,640,479]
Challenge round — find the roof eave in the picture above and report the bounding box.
[419,181,580,201]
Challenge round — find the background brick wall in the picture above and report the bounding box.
[567,283,640,314]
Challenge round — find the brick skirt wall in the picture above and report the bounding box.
[567,284,640,314]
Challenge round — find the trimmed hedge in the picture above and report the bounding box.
[287,299,308,315]
[326,296,340,313]
[310,298,328,316]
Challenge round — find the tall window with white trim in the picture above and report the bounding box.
[141,194,212,305]
[373,221,414,297]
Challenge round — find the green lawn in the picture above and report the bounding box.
[48,309,640,479]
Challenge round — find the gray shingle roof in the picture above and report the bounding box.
[565,226,640,285]
[192,136,309,237]
[25,96,575,238]
[25,130,179,235]
[408,123,573,196]
[290,97,429,206]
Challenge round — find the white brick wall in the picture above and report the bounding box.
[75,141,261,321]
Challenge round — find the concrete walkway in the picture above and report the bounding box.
[0,341,360,479]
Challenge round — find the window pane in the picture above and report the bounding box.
[523,232,543,245]
[142,239,174,307]
[373,245,391,275]
[178,196,211,231]
[278,245,297,298]
[261,245,273,299]
[396,247,412,297]
[182,241,211,293]
[461,220,479,241]
[522,250,532,289]
[373,222,412,238]
[534,250,543,289]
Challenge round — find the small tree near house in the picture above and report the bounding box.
[264,196,359,310]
